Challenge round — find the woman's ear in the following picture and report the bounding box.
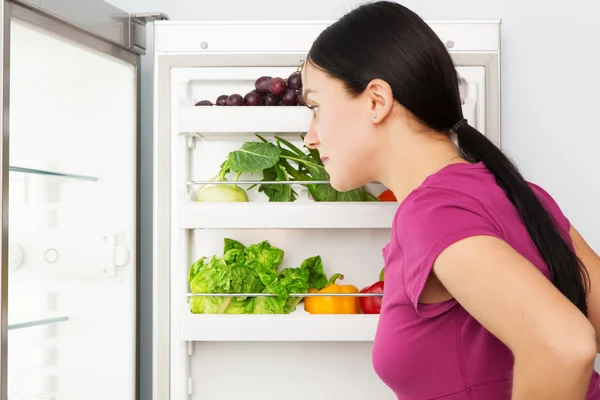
[365,78,394,124]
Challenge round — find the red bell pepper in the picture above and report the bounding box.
[359,280,384,314]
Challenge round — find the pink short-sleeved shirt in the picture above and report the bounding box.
[372,161,600,399]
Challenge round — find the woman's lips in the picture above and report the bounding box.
[320,157,329,166]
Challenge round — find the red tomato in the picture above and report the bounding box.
[377,189,397,202]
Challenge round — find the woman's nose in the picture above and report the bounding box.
[303,122,319,149]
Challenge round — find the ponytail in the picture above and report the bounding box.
[452,119,590,316]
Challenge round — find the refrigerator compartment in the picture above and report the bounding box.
[180,105,311,137]
[188,229,389,279]
[186,341,394,400]
[180,229,388,322]
[179,197,397,229]
[183,66,305,107]
[178,65,308,136]
[187,133,386,204]
[180,304,378,341]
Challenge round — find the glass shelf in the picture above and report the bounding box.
[8,315,69,331]
[9,166,98,182]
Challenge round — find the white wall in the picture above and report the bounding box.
[107,0,600,395]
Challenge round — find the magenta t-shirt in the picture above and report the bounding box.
[372,161,600,399]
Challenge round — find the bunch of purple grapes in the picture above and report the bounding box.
[195,72,305,107]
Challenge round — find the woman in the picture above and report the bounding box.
[300,2,600,399]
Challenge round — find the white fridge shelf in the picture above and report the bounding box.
[180,306,379,342]
[179,200,398,229]
[179,105,312,135]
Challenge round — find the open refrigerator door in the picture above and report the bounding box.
[0,1,158,399]
[153,19,500,400]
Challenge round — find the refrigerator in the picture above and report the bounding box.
[152,17,500,400]
[0,1,154,400]
[0,1,502,399]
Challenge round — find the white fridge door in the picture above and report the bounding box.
[0,1,152,399]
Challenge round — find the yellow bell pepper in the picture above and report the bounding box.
[304,274,360,314]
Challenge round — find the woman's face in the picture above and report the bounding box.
[301,62,381,192]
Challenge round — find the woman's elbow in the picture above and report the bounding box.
[553,322,597,369]
[521,319,597,369]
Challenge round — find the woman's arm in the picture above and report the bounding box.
[570,225,600,351]
[432,235,597,400]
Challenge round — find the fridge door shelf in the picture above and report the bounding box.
[8,315,69,331]
[179,104,312,137]
[179,197,398,229]
[9,166,98,183]
[180,304,379,342]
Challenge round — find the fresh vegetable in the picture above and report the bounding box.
[254,134,378,202]
[195,185,249,202]
[359,280,384,314]
[195,140,282,202]
[303,274,360,314]
[379,267,384,281]
[187,239,329,314]
[199,134,378,203]
[377,189,397,202]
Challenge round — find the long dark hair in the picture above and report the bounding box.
[306,1,590,315]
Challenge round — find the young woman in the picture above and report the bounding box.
[300,2,600,399]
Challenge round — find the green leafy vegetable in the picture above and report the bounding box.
[199,133,378,203]
[259,133,377,202]
[228,142,281,173]
[258,164,297,202]
[195,141,281,202]
[187,238,330,314]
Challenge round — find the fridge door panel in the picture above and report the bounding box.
[6,15,137,400]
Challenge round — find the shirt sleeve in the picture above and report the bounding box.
[395,187,503,318]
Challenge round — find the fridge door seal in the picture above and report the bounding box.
[0,3,10,399]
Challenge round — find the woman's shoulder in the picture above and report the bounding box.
[394,162,496,227]
[393,161,571,240]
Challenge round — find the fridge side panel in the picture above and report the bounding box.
[154,53,173,400]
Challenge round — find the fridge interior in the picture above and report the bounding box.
[7,18,137,400]
[163,53,494,400]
